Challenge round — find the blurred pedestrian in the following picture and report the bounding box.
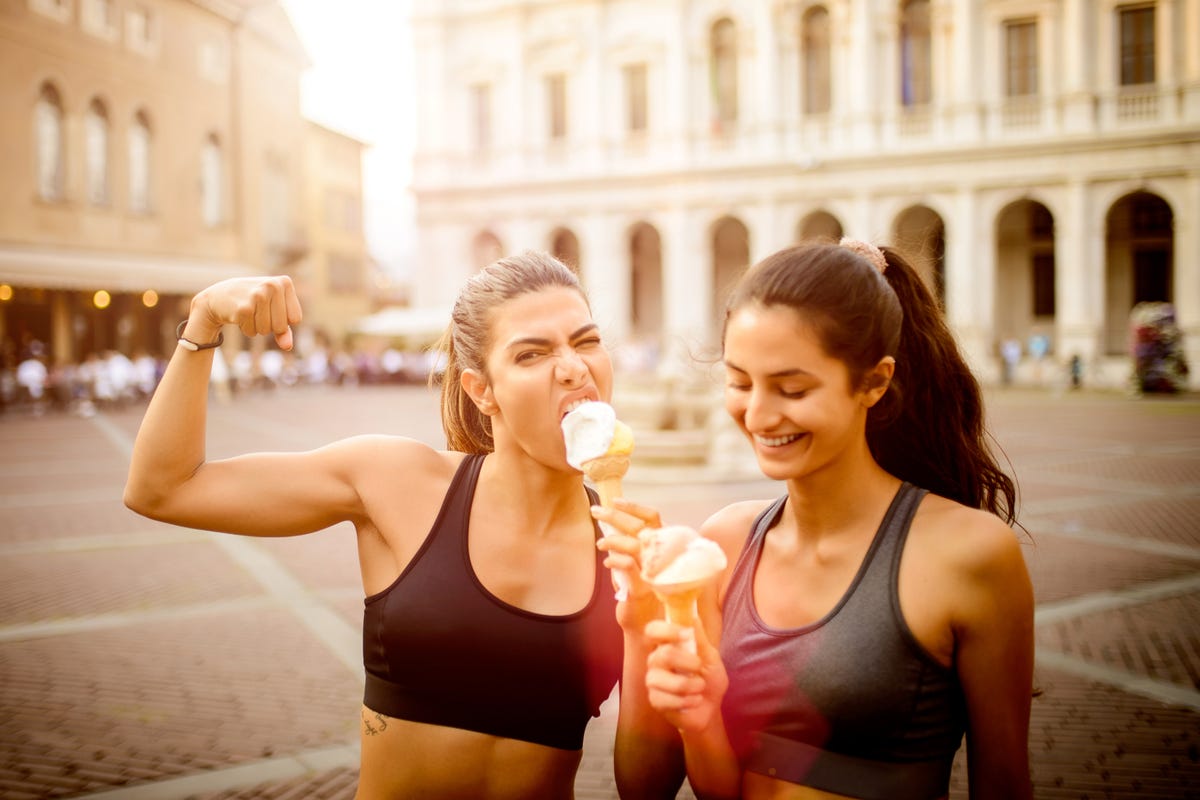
[15,352,47,414]
[598,240,1034,800]
[1001,337,1021,387]
[124,251,680,799]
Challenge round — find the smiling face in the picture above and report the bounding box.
[467,285,613,467]
[722,303,890,482]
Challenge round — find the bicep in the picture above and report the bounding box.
[138,438,369,536]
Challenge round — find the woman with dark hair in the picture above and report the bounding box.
[124,251,679,799]
[598,240,1034,799]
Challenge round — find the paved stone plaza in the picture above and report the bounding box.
[1,384,1198,799]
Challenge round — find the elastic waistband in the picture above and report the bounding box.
[745,732,953,800]
[362,672,585,751]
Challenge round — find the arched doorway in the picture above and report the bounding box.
[1105,191,1174,354]
[471,230,504,270]
[892,205,946,309]
[994,199,1056,357]
[629,222,663,342]
[711,216,750,340]
[795,210,843,243]
[550,227,580,275]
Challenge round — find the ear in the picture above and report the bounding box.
[861,356,895,408]
[460,368,497,416]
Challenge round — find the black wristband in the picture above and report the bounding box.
[176,320,224,351]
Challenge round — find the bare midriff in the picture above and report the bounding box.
[354,709,584,800]
[743,772,947,800]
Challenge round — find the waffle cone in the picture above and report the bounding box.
[659,588,701,628]
[584,455,630,508]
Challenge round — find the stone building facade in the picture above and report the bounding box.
[0,0,371,370]
[410,0,1200,389]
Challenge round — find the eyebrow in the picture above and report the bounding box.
[724,360,814,379]
[505,323,599,351]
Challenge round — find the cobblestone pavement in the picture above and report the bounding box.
[1,385,1198,799]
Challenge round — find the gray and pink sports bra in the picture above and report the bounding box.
[720,482,967,800]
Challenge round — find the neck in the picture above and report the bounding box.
[479,446,591,537]
[782,445,900,542]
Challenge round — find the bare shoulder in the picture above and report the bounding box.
[700,499,774,550]
[332,434,463,484]
[914,495,1024,567]
[911,494,1032,609]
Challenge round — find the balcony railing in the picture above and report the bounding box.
[1115,86,1160,122]
[1001,96,1042,129]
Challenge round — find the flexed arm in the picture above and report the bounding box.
[124,276,360,536]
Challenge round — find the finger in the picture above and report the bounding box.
[283,276,303,326]
[596,532,641,557]
[696,586,723,652]
[645,619,689,646]
[646,666,706,698]
[592,505,653,536]
[611,497,663,528]
[249,283,270,337]
[270,280,290,334]
[601,552,637,574]
[646,685,701,713]
[646,638,704,674]
[265,278,294,350]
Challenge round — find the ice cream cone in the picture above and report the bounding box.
[656,583,705,654]
[561,404,636,600]
[584,454,630,508]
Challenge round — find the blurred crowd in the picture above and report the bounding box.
[1,339,445,418]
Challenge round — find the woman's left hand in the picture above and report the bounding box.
[593,498,662,630]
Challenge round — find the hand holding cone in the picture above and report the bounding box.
[638,525,727,653]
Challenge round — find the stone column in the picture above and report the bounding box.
[1182,0,1200,115]
[1177,172,1200,389]
[1055,180,1104,370]
[1059,0,1097,133]
[659,207,709,381]
[946,186,993,376]
[581,212,629,343]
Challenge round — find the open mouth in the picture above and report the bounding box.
[561,398,595,420]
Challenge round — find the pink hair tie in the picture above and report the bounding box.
[839,237,887,274]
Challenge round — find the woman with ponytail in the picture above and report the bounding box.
[597,240,1034,799]
[125,251,680,799]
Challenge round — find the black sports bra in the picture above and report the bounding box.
[362,454,623,750]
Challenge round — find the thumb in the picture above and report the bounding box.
[696,587,722,652]
[275,325,294,351]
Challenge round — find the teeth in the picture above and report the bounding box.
[563,399,592,415]
[755,433,801,447]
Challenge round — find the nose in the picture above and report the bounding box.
[555,349,588,385]
[740,386,781,432]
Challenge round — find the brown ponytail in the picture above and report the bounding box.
[873,247,1016,524]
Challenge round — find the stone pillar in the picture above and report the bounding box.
[1056,180,1104,371]
[1182,0,1200,115]
[1059,0,1097,133]
[51,291,72,366]
[581,212,629,343]
[659,207,709,381]
[1177,172,1200,389]
[946,187,993,376]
